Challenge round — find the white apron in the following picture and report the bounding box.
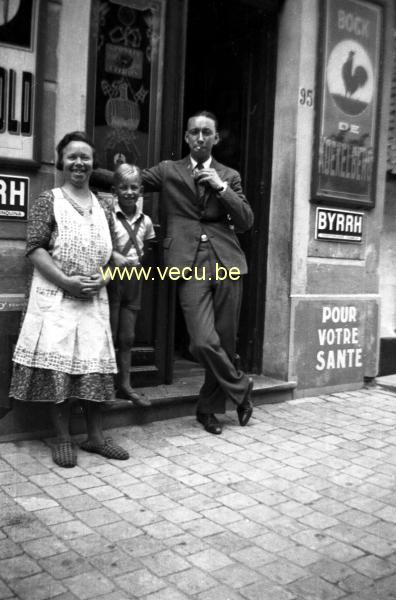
[13,188,117,374]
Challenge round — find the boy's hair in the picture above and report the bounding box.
[113,163,142,186]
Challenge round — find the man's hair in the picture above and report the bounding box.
[113,163,142,186]
[188,110,218,131]
[56,131,98,170]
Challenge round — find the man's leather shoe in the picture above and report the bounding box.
[196,412,222,434]
[237,377,253,426]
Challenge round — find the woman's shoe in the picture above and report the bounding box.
[80,438,129,460]
[51,441,77,468]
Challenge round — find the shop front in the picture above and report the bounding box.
[0,0,393,438]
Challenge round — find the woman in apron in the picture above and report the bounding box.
[10,131,129,468]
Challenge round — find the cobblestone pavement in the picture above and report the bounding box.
[1,387,396,599]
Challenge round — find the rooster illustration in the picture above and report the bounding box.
[342,51,368,98]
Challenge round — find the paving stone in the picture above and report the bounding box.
[201,506,242,525]
[67,475,103,490]
[240,504,280,524]
[288,575,346,599]
[76,507,120,528]
[229,545,273,567]
[239,580,295,600]
[29,473,64,487]
[163,532,209,556]
[197,585,245,600]
[355,533,396,557]
[338,572,375,593]
[7,572,66,600]
[0,579,13,600]
[65,533,114,558]
[290,529,333,550]
[258,558,308,584]
[309,558,355,583]
[39,550,90,579]
[297,511,340,530]
[167,566,217,594]
[35,506,74,526]
[3,516,50,543]
[44,484,81,500]
[96,520,142,542]
[0,539,22,559]
[120,534,166,558]
[49,520,93,540]
[84,485,123,502]
[2,481,41,497]
[22,536,69,559]
[117,568,165,597]
[144,588,190,600]
[140,549,189,576]
[89,548,142,577]
[58,495,100,512]
[351,554,396,579]
[161,506,201,524]
[337,508,379,528]
[205,531,250,555]
[319,540,365,562]
[0,554,42,582]
[226,518,269,539]
[181,517,225,538]
[279,544,321,567]
[63,570,114,599]
[189,548,234,572]
[179,492,220,512]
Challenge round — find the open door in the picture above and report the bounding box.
[183,0,278,373]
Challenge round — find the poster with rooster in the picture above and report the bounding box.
[312,0,383,207]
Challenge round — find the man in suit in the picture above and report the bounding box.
[142,111,254,434]
[92,111,254,434]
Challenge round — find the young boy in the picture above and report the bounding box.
[109,163,155,406]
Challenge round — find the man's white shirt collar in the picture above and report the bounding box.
[190,156,212,170]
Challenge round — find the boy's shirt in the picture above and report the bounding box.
[112,198,155,266]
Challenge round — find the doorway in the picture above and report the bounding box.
[180,0,278,372]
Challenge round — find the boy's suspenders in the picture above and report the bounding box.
[117,213,144,261]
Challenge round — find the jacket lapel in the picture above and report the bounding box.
[173,157,198,201]
[210,158,227,183]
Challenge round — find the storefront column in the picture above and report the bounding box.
[263,0,393,396]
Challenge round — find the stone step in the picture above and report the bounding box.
[0,375,296,442]
[101,374,297,430]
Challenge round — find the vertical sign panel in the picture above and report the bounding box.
[0,0,39,166]
[312,0,384,207]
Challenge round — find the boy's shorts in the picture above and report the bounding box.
[108,276,142,311]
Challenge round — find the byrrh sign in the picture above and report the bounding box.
[0,0,39,165]
[315,207,364,242]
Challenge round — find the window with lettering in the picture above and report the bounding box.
[90,0,165,170]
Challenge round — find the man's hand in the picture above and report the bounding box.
[194,168,225,191]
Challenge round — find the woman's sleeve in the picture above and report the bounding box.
[26,191,55,256]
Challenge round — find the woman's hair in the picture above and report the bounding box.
[56,131,98,170]
[113,163,142,186]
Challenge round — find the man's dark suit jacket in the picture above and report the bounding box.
[142,156,254,273]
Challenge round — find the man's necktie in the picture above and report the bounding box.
[195,162,206,208]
